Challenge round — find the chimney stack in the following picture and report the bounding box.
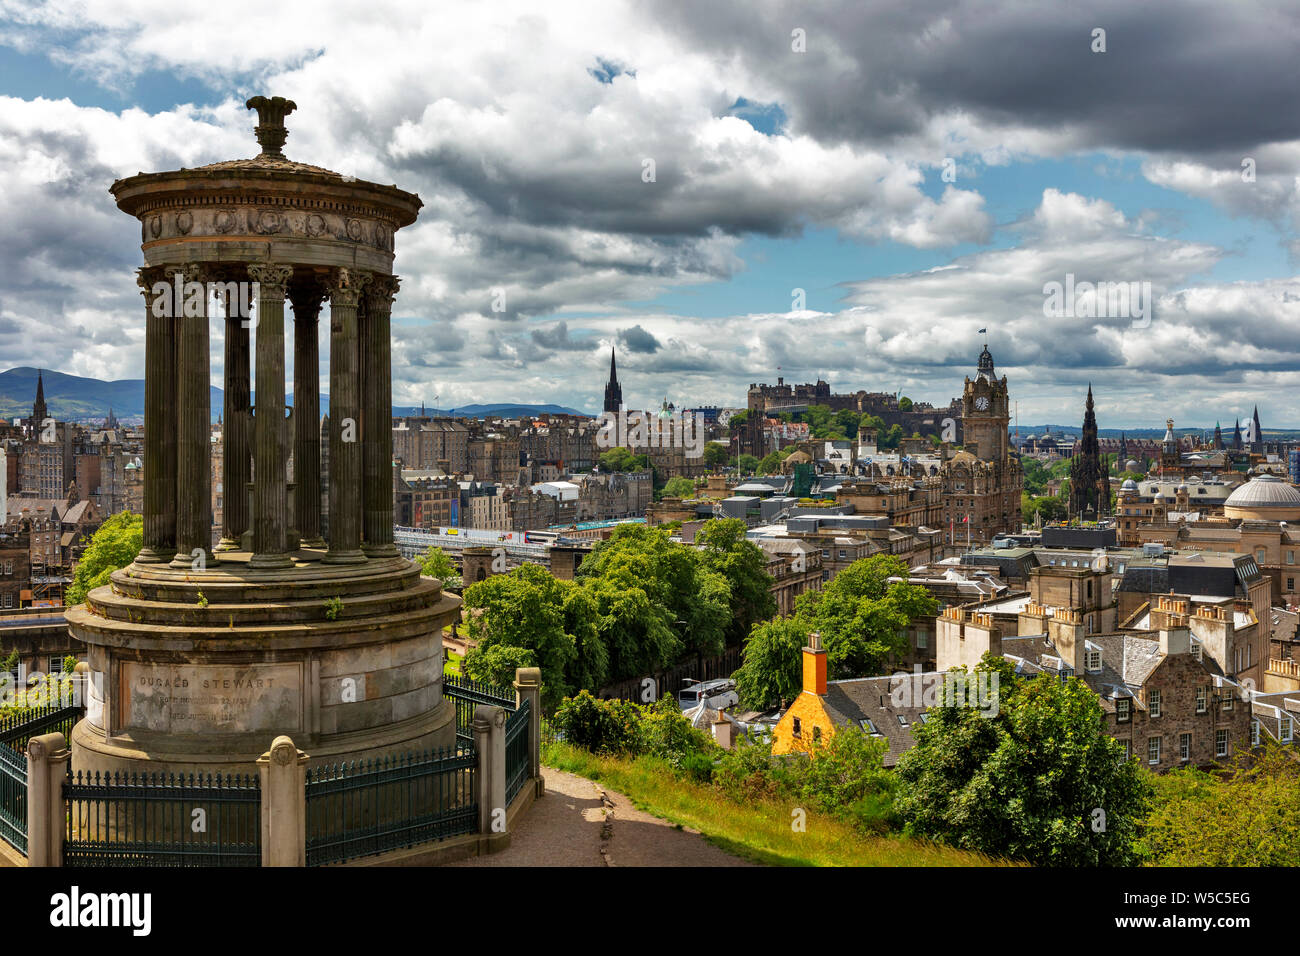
[803,631,827,697]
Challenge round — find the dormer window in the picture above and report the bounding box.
[1085,649,1102,672]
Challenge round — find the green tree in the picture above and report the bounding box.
[733,617,808,710]
[67,511,143,606]
[796,554,937,679]
[703,443,730,468]
[661,475,696,498]
[598,447,650,473]
[694,518,777,643]
[461,563,584,707]
[757,451,783,475]
[894,657,1153,865]
[736,454,759,474]
[578,523,728,671]
[418,546,462,590]
[1140,743,1300,865]
[898,396,913,412]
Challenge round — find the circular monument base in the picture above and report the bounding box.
[66,548,462,779]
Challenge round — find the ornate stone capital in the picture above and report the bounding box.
[288,278,328,318]
[136,267,168,305]
[248,263,294,298]
[179,261,212,285]
[326,267,372,309]
[365,274,401,310]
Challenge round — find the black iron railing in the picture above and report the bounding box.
[444,674,517,745]
[63,771,262,867]
[505,698,531,805]
[305,746,477,866]
[0,703,82,753]
[0,743,26,855]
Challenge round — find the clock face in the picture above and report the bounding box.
[975,396,990,411]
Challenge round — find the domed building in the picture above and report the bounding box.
[1222,475,1300,522]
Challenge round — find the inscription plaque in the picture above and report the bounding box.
[123,662,303,734]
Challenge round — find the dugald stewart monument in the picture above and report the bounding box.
[65,97,462,777]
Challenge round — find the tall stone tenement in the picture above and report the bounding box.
[65,96,462,777]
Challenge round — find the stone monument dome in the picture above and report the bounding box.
[66,97,461,777]
[1223,474,1300,521]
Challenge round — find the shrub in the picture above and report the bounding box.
[551,691,644,755]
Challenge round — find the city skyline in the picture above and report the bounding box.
[1,2,1298,426]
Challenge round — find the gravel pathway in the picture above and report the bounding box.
[448,767,757,867]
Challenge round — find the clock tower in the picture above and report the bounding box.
[962,344,1009,462]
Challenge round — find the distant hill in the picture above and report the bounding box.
[0,367,587,423]
[393,403,589,419]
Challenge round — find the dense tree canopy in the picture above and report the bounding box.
[894,656,1152,866]
[661,475,696,498]
[464,521,775,705]
[67,511,142,606]
[733,554,937,709]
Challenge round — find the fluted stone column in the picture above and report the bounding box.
[172,263,212,567]
[248,263,295,570]
[217,279,252,551]
[361,274,399,557]
[137,268,176,563]
[325,268,368,564]
[290,281,326,549]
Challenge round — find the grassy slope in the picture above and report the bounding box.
[543,741,1011,868]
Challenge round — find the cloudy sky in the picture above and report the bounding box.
[1,0,1298,428]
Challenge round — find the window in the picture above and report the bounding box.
[1284,716,1294,743]
[919,713,930,724]
[1289,551,1295,565]
[1191,641,1203,662]
[1148,736,1161,765]
[1196,686,1207,714]
[838,550,846,560]
[1148,689,1161,718]
[1085,649,1102,672]
[860,718,880,735]
[1216,729,1229,757]
[916,631,928,649]
[49,657,63,674]
[896,714,909,727]
[1180,733,1191,762]
[1116,698,1131,723]
[1256,548,1267,563]
[1290,578,1295,592]
[1251,719,1261,747]
[1223,695,1233,712]
[1,594,11,609]
[1121,739,1131,760]
[812,726,822,743]
[792,717,802,738]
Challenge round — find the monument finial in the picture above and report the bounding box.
[245,95,298,158]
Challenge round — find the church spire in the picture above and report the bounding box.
[603,346,623,414]
[31,368,48,427]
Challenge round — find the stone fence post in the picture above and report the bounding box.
[472,704,507,850]
[26,732,70,867]
[71,661,91,714]
[513,667,543,796]
[257,735,308,866]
